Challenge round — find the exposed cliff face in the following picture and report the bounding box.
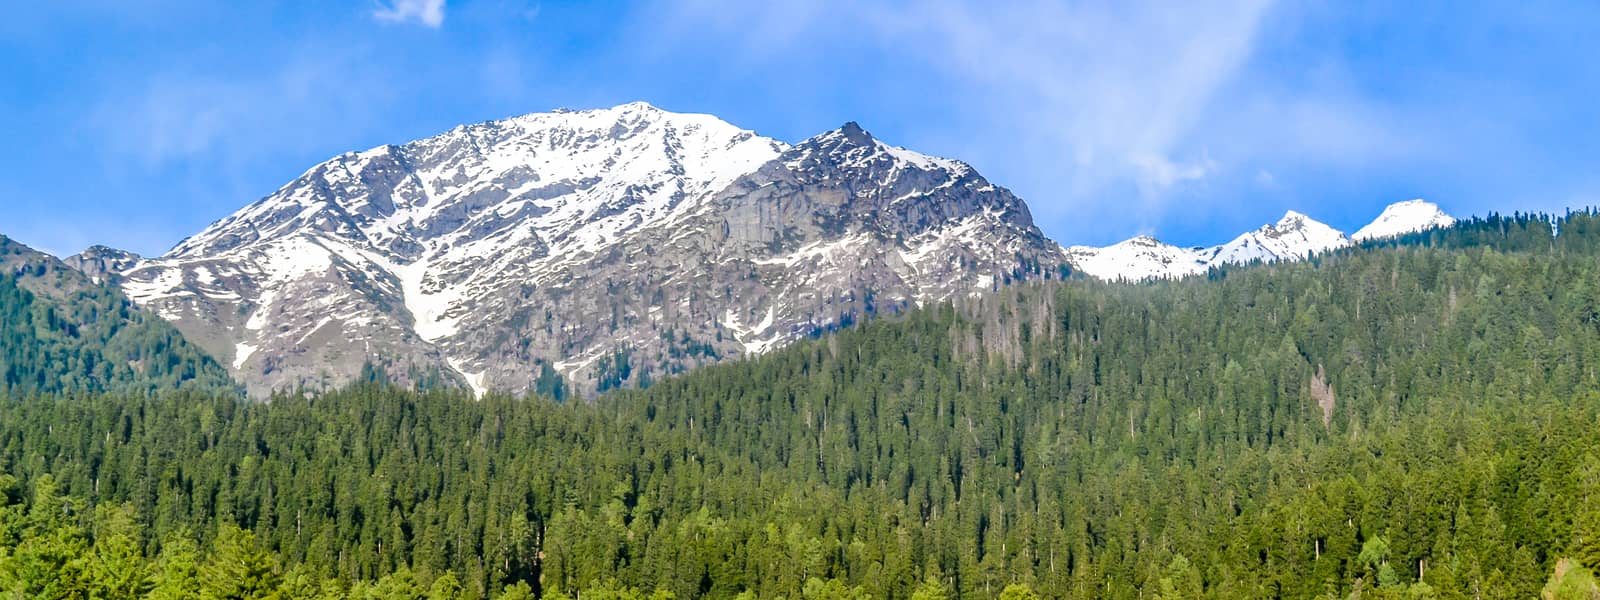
[452,122,1066,395]
[62,246,141,285]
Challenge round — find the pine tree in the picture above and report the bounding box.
[200,524,281,600]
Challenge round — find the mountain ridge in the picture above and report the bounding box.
[1065,200,1454,281]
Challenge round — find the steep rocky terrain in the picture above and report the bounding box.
[95,104,1066,397]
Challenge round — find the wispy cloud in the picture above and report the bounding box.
[904,1,1270,193]
[86,46,398,169]
[1134,153,1218,192]
[76,43,408,256]
[373,0,446,28]
[635,0,1282,233]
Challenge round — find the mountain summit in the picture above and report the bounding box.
[100,104,1067,397]
[1202,210,1350,265]
[1352,199,1456,241]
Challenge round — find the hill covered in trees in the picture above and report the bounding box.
[0,236,235,396]
[4,213,1600,598]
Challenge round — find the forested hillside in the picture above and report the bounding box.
[3,213,1600,599]
[0,236,235,396]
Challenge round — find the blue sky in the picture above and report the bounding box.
[3,1,1597,257]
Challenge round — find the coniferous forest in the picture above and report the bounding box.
[8,213,1600,598]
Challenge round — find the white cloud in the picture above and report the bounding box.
[373,0,446,28]
[1134,153,1217,191]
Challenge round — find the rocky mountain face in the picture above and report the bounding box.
[94,103,1067,397]
[62,246,141,285]
[1064,200,1455,281]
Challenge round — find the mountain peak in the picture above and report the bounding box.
[1065,235,1207,282]
[613,100,659,111]
[77,245,141,260]
[1067,200,1459,282]
[64,245,142,285]
[547,101,658,116]
[593,101,667,120]
[792,122,969,177]
[170,100,787,261]
[1353,199,1455,241]
[807,121,876,149]
[1263,210,1340,237]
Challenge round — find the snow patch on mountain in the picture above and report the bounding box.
[232,342,256,370]
[448,358,487,399]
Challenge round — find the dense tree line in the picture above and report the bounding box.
[5,211,1600,597]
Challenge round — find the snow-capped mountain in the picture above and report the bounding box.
[1202,210,1349,265]
[1067,201,1453,281]
[1352,199,1456,241]
[94,103,1066,397]
[1063,236,1210,281]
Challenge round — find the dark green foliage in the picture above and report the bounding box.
[7,211,1600,598]
[596,346,635,393]
[534,361,570,402]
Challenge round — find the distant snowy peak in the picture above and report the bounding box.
[1352,199,1455,241]
[1205,211,1349,265]
[1068,212,1349,283]
[1068,200,1456,282]
[1064,236,1207,282]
